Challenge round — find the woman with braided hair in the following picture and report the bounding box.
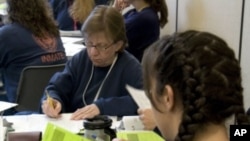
[141,30,250,141]
[113,30,250,141]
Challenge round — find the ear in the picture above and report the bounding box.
[162,85,175,111]
[114,40,123,52]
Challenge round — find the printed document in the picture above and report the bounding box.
[126,85,151,109]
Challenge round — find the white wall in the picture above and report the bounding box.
[163,0,250,109]
[241,0,250,109]
[177,0,242,57]
[160,0,177,36]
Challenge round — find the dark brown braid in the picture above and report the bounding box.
[142,30,250,141]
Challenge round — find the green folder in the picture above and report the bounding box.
[42,122,91,141]
[117,130,164,141]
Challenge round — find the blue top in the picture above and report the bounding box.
[0,23,67,102]
[43,49,143,116]
[124,7,160,61]
[49,0,110,31]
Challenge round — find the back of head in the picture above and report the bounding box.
[145,0,168,28]
[142,30,249,141]
[68,0,95,23]
[81,5,127,52]
[6,0,59,38]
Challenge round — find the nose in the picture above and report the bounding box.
[88,46,99,56]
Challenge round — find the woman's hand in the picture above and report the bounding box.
[71,104,100,120]
[113,0,130,12]
[42,98,62,118]
[138,108,156,130]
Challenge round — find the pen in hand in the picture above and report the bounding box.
[46,90,54,109]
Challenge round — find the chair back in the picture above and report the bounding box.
[15,64,65,112]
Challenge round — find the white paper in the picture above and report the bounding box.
[0,117,6,141]
[61,37,83,44]
[0,101,17,112]
[4,114,117,133]
[4,113,83,133]
[60,30,82,37]
[0,127,6,141]
[122,116,144,131]
[0,117,3,140]
[126,85,151,109]
[0,2,7,15]
[61,37,85,57]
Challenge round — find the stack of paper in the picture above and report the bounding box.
[60,30,82,37]
[0,101,17,113]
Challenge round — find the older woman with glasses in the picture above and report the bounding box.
[41,5,143,119]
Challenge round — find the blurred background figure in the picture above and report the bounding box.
[113,0,168,62]
[0,0,67,114]
[49,0,110,31]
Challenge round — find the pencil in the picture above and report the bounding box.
[46,90,54,109]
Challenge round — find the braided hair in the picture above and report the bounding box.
[142,30,249,141]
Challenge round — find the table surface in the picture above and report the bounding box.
[61,37,85,57]
[4,113,118,133]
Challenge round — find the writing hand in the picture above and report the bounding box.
[71,104,100,120]
[113,0,130,12]
[42,98,61,118]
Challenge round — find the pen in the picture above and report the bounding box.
[46,90,54,109]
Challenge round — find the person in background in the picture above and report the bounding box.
[0,0,67,114]
[113,0,168,62]
[49,0,110,31]
[114,30,250,141]
[0,14,4,27]
[41,5,142,120]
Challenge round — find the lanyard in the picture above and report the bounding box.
[82,55,118,105]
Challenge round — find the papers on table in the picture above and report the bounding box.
[0,101,17,112]
[0,116,5,141]
[61,37,85,57]
[126,85,151,109]
[60,30,82,37]
[4,113,118,134]
[121,116,144,131]
[0,126,6,141]
[5,113,83,133]
[0,2,7,15]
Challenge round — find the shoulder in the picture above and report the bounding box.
[140,7,159,21]
[117,51,142,69]
[125,7,159,26]
[0,24,22,38]
[69,49,90,63]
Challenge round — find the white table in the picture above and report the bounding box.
[61,37,85,57]
[4,114,118,133]
[4,114,83,133]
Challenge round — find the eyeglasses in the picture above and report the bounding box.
[82,40,115,52]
